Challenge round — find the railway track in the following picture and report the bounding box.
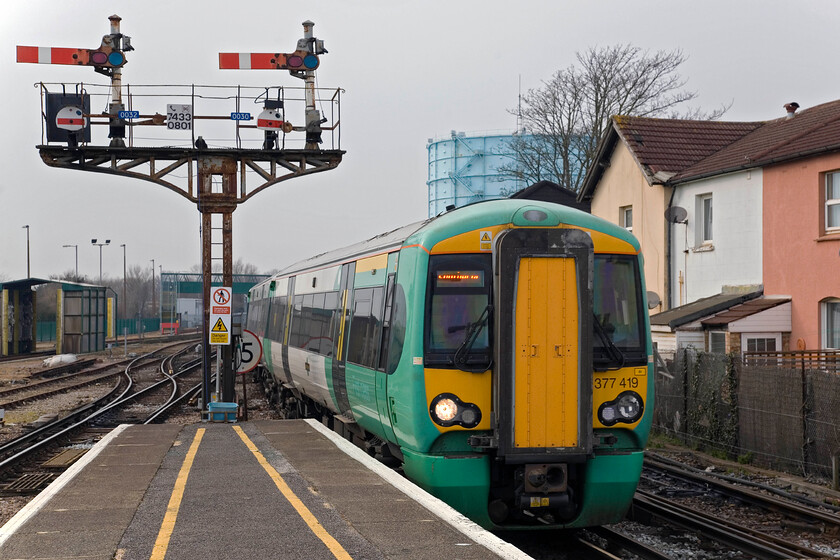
[0,340,202,496]
[631,489,828,559]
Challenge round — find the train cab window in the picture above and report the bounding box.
[425,254,493,369]
[593,254,646,370]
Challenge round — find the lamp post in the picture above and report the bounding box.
[150,259,155,321]
[62,244,79,277]
[22,225,30,278]
[91,239,110,283]
[120,244,127,320]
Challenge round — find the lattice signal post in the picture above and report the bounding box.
[17,16,344,416]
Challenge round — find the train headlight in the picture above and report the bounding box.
[430,393,481,428]
[434,398,458,422]
[597,391,644,426]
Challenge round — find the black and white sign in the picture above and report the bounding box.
[166,104,193,130]
[237,329,263,373]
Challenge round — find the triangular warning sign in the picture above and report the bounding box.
[211,318,228,332]
[481,232,491,241]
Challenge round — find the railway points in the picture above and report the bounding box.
[0,420,531,560]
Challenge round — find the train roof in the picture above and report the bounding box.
[252,199,639,292]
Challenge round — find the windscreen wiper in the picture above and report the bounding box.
[453,304,493,373]
[593,313,626,371]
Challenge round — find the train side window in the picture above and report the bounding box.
[378,275,396,371]
[307,292,327,354]
[289,295,304,348]
[300,294,315,351]
[267,295,287,341]
[322,291,339,356]
[347,287,385,369]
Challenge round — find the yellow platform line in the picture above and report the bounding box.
[233,425,352,560]
[150,428,205,560]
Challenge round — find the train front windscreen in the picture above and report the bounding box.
[592,254,647,370]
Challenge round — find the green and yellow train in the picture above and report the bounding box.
[245,198,652,529]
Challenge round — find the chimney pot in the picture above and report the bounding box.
[784,102,800,118]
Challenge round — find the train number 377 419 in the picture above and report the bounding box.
[593,376,639,390]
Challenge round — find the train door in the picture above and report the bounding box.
[330,262,355,416]
[513,256,580,448]
[376,271,398,442]
[494,228,594,459]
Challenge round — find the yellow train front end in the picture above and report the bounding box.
[400,201,651,529]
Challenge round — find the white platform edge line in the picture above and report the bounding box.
[0,423,131,547]
[303,419,534,560]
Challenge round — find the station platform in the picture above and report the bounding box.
[0,420,530,560]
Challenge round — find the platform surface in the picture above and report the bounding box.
[0,420,530,560]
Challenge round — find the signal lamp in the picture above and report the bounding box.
[287,55,303,68]
[108,51,125,66]
[303,54,319,69]
[90,51,108,65]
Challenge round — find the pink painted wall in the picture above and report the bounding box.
[763,153,840,349]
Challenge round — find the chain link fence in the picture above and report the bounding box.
[653,348,840,481]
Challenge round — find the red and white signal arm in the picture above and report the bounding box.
[56,106,87,131]
[237,329,263,374]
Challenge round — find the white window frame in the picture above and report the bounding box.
[822,299,840,349]
[620,205,633,232]
[741,333,781,353]
[826,171,840,233]
[696,193,713,245]
[708,331,726,354]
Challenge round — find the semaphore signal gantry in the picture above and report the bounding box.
[17,16,344,206]
[16,15,345,414]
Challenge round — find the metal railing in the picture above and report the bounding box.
[35,81,342,151]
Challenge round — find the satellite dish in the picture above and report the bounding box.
[647,291,661,309]
[664,206,687,224]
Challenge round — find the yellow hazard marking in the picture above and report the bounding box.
[530,496,550,507]
[210,333,229,344]
[480,230,493,251]
[233,426,353,560]
[150,428,205,560]
[211,318,228,332]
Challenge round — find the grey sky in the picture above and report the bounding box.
[2,0,838,281]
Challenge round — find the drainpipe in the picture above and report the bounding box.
[664,186,676,310]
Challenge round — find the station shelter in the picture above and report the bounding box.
[1,278,114,356]
[160,273,269,333]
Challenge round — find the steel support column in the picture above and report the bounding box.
[198,156,238,412]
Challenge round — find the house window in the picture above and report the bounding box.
[696,194,713,244]
[708,331,726,354]
[745,337,777,352]
[620,206,633,231]
[826,172,840,232]
[822,299,840,349]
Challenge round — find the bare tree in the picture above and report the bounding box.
[500,44,729,192]
[189,258,263,275]
[124,264,152,319]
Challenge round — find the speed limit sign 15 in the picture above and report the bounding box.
[237,329,263,374]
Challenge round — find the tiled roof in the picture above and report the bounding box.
[674,99,840,181]
[700,297,791,327]
[613,116,762,179]
[606,99,840,185]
